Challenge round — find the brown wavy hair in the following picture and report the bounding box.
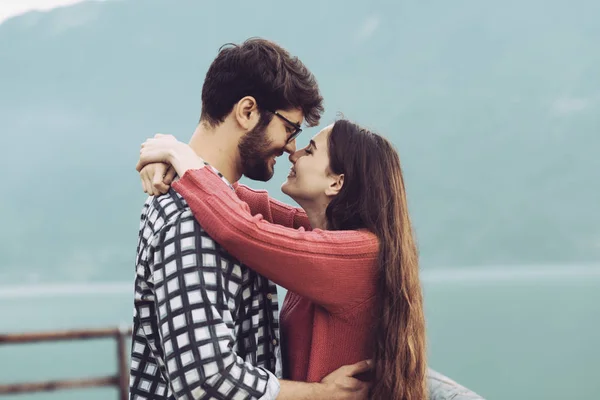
[200,37,324,127]
[326,120,427,400]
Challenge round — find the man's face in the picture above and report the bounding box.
[238,108,304,181]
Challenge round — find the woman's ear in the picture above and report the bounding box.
[234,96,260,130]
[325,173,344,197]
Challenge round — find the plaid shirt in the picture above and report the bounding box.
[129,167,282,400]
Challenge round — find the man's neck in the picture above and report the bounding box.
[188,121,243,183]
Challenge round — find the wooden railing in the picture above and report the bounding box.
[0,326,132,399]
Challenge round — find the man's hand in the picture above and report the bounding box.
[277,360,372,400]
[140,163,176,196]
[319,359,373,400]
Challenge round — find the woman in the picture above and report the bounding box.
[136,120,427,400]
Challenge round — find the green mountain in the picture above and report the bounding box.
[1,0,599,283]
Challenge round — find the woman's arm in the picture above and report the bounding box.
[172,167,379,313]
[136,134,310,229]
[234,184,311,230]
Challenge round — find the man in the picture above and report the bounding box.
[129,38,371,400]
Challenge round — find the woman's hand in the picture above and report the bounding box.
[139,163,177,196]
[136,134,205,196]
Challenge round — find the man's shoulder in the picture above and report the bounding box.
[140,189,193,233]
[139,190,224,256]
[138,190,253,284]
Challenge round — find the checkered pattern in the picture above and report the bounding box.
[129,167,282,400]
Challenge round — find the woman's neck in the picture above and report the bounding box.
[297,199,329,230]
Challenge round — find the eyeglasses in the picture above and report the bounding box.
[269,110,302,143]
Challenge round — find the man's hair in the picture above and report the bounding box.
[200,38,324,127]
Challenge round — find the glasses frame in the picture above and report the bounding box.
[269,110,303,143]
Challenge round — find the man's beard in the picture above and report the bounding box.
[238,117,277,182]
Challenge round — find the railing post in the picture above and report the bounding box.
[116,325,130,400]
[0,326,132,398]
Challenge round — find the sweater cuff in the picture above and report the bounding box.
[172,166,233,198]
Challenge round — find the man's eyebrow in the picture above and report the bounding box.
[309,140,317,149]
[283,112,300,127]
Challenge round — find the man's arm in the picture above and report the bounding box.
[148,211,280,399]
[147,211,370,400]
[278,360,372,400]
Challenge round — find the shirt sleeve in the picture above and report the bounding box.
[147,211,280,399]
[234,183,311,230]
[172,167,379,312]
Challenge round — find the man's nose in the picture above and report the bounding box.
[288,149,299,164]
[283,139,297,155]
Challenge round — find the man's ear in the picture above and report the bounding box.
[325,173,344,197]
[234,96,260,131]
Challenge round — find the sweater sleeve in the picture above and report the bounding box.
[172,167,379,312]
[233,183,311,230]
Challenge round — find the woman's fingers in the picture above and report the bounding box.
[139,164,159,196]
[153,133,176,140]
[163,166,177,186]
[137,134,183,193]
[138,163,173,196]
[136,145,156,172]
[140,167,150,195]
[152,164,170,194]
[138,149,169,171]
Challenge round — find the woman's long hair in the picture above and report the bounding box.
[325,120,427,400]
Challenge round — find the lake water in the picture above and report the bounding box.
[1,265,598,400]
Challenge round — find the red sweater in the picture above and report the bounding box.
[172,167,379,382]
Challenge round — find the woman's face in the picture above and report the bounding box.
[281,125,343,205]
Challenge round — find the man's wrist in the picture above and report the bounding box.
[277,381,329,400]
[312,382,334,400]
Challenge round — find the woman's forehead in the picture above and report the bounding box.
[312,125,333,144]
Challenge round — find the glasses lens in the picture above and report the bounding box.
[287,128,301,143]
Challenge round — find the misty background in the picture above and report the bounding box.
[0,0,598,399]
